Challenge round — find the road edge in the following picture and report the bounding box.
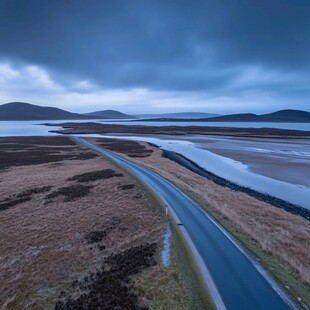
[73,136,220,309]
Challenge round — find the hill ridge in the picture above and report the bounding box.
[0,102,94,120]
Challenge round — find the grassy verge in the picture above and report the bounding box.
[76,138,310,308]
[163,179,310,309]
[134,221,215,309]
[168,220,216,309]
[75,141,215,309]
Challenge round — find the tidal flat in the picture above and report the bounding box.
[87,137,310,307]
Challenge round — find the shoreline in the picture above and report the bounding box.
[44,122,310,214]
[161,149,310,220]
[134,118,310,123]
[82,137,310,307]
[87,135,309,210]
[46,122,310,139]
[77,137,297,309]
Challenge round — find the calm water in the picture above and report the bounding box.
[0,120,309,209]
[0,120,102,136]
[0,120,309,136]
[96,134,310,209]
[101,120,310,131]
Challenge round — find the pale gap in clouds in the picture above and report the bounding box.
[0,0,309,112]
[0,62,300,113]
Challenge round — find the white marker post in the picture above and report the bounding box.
[165,205,168,215]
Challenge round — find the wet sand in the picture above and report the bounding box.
[162,150,310,220]
[44,122,310,201]
[82,133,309,209]
[188,136,310,187]
[87,137,310,306]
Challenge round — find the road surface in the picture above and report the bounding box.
[74,137,295,310]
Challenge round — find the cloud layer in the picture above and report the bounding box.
[0,0,309,112]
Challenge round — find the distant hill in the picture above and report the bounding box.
[0,102,95,120]
[143,109,310,123]
[84,110,135,119]
[202,113,262,122]
[136,112,218,119]
[262,109,310,120]
[203,110,310,123]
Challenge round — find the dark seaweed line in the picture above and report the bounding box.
[162,150,310,221]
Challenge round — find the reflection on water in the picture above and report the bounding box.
[0,121,58,136]
[0,119,103,136]
[0,121,309,209]
[101,120,310,131]
[92,133,310,209]
[193,136,310,187]
[162,223,172,267]
[0,120,309,136]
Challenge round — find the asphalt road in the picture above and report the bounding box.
[74,137,294,310]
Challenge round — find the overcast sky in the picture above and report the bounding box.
[0,0,309,113]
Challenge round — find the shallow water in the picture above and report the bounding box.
[162,223,172,267]
[101,120,310,131]
[94,133,310,209]
[0,121,309,209]
[0,119,103,136]
[0,120,309,136]
[193,136,310,187]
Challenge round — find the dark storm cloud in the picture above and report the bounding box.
[0,0,309,107]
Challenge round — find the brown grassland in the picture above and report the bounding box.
[47,122,310,139]
[87,137,310,308]
[0,137,210,309]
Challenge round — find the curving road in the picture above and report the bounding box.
[74,137,294,310]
